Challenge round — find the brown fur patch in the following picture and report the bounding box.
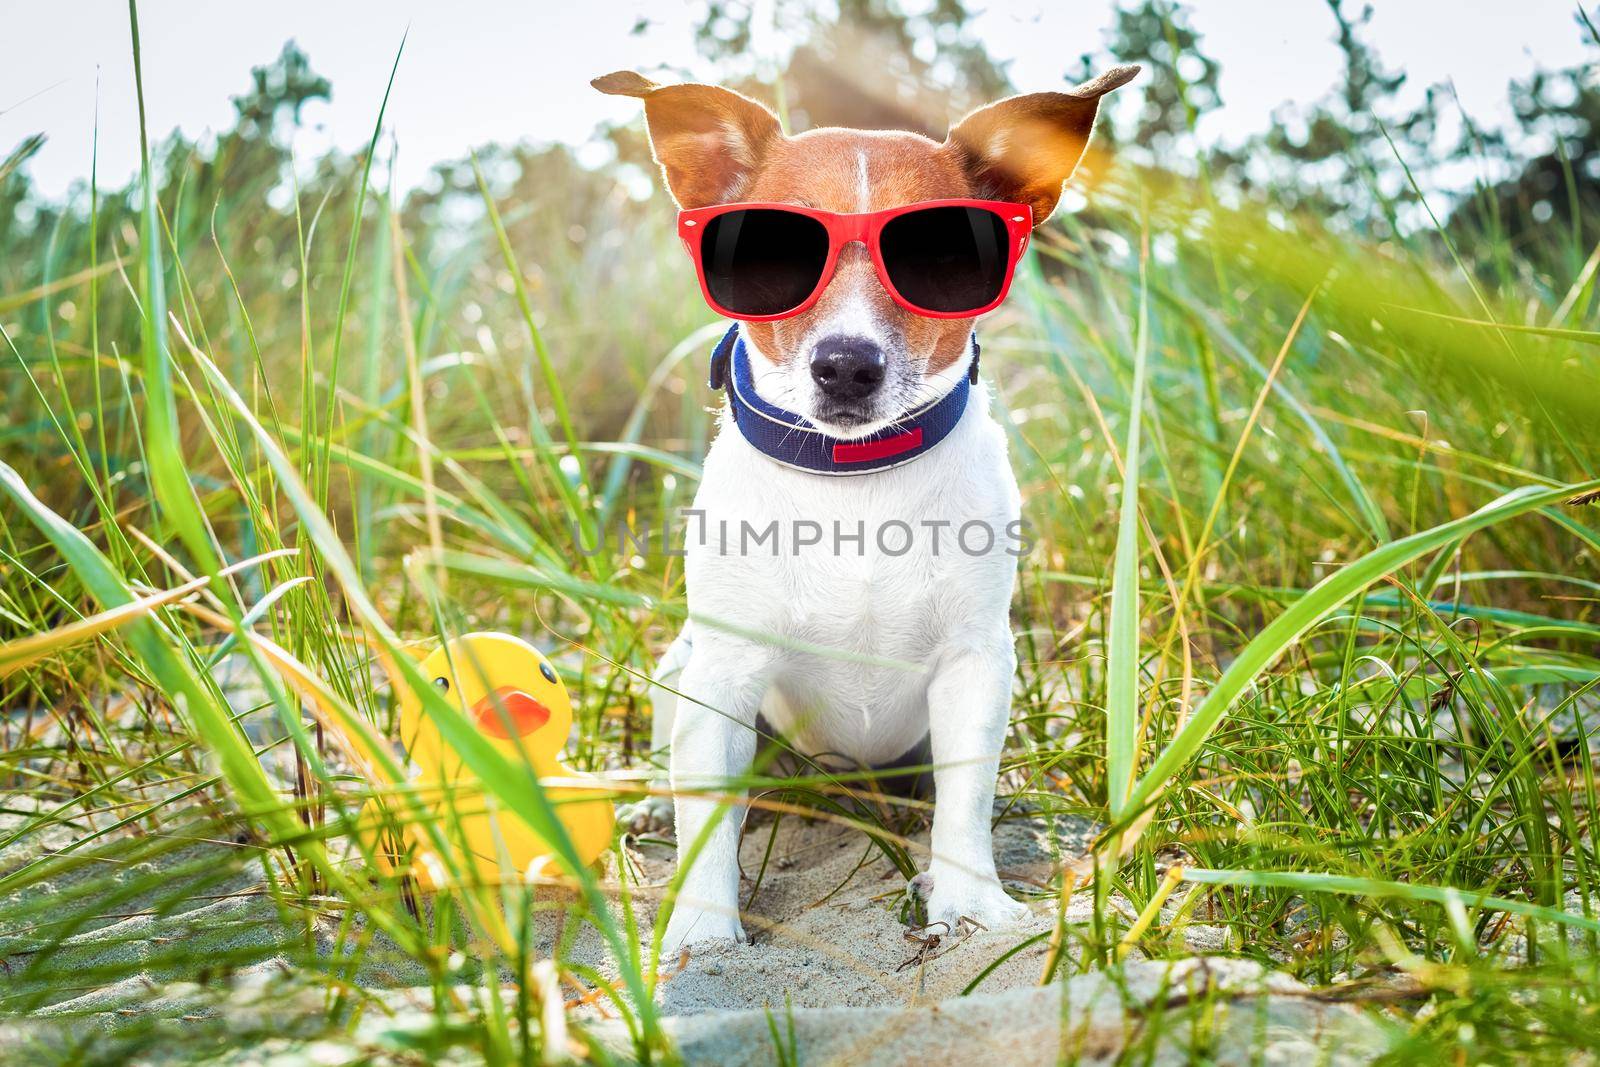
[741,129,979,369]
[946,65,1139,223]
[598,73,784,208]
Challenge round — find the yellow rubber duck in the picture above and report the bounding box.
[367,632,614,890]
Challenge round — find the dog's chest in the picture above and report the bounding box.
[685,400,1020,654]
[684,398,1020,763]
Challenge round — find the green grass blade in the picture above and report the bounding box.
[1106,244,1150,818]
[314,33,404,505]
[1123,476,1600,817]
[1180,867,1600,935]
[128,0,212,570]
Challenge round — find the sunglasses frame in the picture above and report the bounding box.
[678,198,1034,322]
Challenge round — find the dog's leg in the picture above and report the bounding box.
[920,638,1029,932]
[619,627,693,834]
[661,648,766,949]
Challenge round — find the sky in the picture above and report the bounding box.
[2,1,1594,202]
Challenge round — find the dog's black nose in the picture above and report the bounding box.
[810,336,886,401]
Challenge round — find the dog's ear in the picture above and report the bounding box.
[946,65,1139,225]
[593,70,783,208]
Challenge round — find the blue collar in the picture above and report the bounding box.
[707,325,979,476]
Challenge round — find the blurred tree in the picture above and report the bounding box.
[1079,0,1458,238]
[1248,0,1442,234]
[1446,18,1600,291]
[166,42,334,254]
[230,40,331,138]
[1067,0,1223,162]
[0,44,341,379]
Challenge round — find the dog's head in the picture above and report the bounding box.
[596,67,1136,436]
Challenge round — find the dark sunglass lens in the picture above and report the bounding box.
[699,209,829,316]
[880,207,1010,313]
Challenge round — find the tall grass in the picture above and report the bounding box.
[3,11,1599,1063]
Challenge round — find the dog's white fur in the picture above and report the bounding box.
[640,314,1026,949]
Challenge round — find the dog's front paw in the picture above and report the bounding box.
[618,793,674,836]
[662,905,745,953]
[917,869,1029,934]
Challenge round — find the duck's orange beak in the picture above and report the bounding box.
[472,687,551,739]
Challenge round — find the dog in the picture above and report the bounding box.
[595,65,1136,950]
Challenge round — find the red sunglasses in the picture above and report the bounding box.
[678,198,1033,322]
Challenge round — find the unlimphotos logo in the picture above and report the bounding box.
[570,510,1032,559]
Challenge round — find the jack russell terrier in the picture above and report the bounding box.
[595,65,1137,950]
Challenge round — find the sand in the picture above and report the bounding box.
[590,807,1098,1015]
[1,795,1391,1063]
[589,957,1391,1066]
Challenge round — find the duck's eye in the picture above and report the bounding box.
[432,677,450,693]
[539,661,558,685]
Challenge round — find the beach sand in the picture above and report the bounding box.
[1,793,1392,1063]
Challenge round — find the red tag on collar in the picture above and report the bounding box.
[831,427,924,465]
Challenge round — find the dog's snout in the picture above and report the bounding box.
[810,336,886,401]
